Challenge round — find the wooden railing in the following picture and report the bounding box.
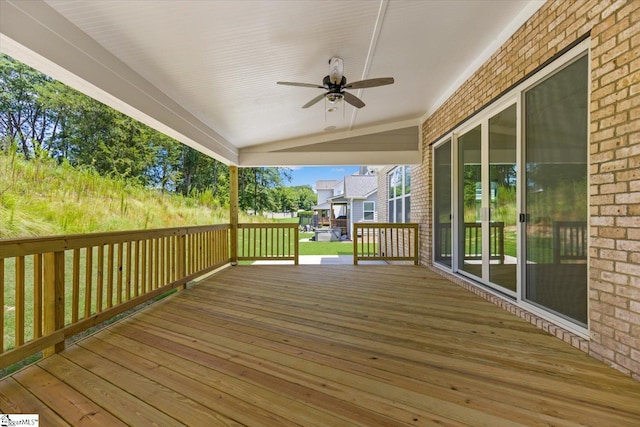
[353,223,419,265]
[237,223,299,264]
[0,225,230,368]
[435,222,505,263]
[553,221,587,264]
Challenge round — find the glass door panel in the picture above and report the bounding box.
[434,140,452,267]
[489,105,517,292]
[457,126,482,280]
[524,55,588,325]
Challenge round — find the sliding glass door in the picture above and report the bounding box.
[524,55,588,325]
[454,106,517,294]
[434,140,452,267]
[488,105,517,292]
[434,46,588,327]
[458,126,483,280]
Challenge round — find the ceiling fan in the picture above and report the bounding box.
[277,57,394,109]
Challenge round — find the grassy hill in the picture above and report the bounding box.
[0,153,239,239]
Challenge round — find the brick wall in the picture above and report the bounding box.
[416,0,640,380]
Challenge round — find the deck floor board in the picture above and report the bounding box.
[2,265,640,426]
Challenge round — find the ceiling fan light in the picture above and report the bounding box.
[326,93,343,104]
[329,57,344,85]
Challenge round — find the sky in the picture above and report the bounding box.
[285,166,360,189]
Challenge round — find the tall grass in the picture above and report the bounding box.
[0,153,258,239]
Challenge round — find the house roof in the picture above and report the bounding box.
[344,175,378,199]
[312,202,331,211]
[0,0,543,166]
[316,180,341,191]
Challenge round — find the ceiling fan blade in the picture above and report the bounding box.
[344,77,394,89]
[302,93,327,108]
[277,81,324,88]
[343,91,365,109]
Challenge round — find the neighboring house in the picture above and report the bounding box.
[314,167,379,239]
[313,180,340,227]
[378,165,411,225]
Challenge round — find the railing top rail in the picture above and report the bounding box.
[0,224,230,258]
[354,223,419,228]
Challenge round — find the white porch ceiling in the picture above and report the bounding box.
[0,0,543,166]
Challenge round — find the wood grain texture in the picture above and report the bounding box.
[1,265,639,426]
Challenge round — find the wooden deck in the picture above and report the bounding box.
[1,265,640,426]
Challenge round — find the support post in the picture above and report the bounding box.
[43,251,65,357]
[229,165,239,265]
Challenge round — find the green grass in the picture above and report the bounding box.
[272,217,299,224]
[0,153,263,239]
[298,232,355,256]
[299,241,354,256]
[502,230,554,263]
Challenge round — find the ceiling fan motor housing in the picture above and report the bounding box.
[322,75,347,91]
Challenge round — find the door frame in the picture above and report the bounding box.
[430,39,590,337]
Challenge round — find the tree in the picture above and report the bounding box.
[290,185,316,211]
[0,54,63,158]
[274,187,296,212]
[0,53,300,215]
[146,131,183,192]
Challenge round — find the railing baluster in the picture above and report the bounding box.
[126,241,132,300]
[170,235,175,282]
[96,245,104,313]
[253,228,257,258]
[160,237,165,287]
[34,254,43,338]
[153,238,159,290]
[116,243,123,304]
[84,247,93,318]
[134,241,140,297]
[194,233,198,273]
[188,234,193,275]
[201,232,205,270]
[72,249,80,323]
[282,227,286,258]
[294,227,299,265]
[107,244,114,309]
[142,240,149,294]
[15,256,25,346]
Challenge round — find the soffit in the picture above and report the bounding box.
[0,0,544,165]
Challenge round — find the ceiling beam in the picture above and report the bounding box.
[239,122,421,166]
